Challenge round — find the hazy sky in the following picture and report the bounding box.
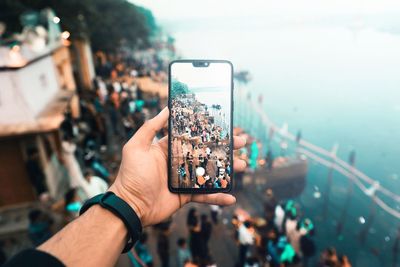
[171,62,231,89]
[171,62,232,117]
[131,0,400,20]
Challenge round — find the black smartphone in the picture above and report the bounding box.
[168,59,234,194]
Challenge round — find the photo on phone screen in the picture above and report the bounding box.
[168,60,233,193]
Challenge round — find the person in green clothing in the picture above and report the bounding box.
[176,238,191,267]
[249,141,259,170]
[128,232,153,267]
[278,236,296,264]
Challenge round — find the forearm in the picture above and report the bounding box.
[39,205,128,267]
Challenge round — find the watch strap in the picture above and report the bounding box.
[79,191,142,253]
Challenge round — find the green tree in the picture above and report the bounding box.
[171,79,189,98]
[0,0,157,52]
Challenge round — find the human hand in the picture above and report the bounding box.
[110,108,246,227]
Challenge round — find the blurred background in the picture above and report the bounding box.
[0,0,399,266]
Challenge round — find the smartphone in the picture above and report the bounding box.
[168,60,234,193]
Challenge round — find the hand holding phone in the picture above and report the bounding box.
[110,107,246,227]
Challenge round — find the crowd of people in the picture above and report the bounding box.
[227,188,352,267]
[55,55,163,222]
[127,192,353,267]
[171,94,231,189]
[126,204,225,267]
[12,52,168,260]
[4,50,354,267]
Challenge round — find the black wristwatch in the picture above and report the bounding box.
[79,191,142,253]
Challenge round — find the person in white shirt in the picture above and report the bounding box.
[238,221,254,267]
[274,205,285,232]
[216,159,223,177]
[84,170,109,198]
[62,138,85,189]
[205,147,211,158]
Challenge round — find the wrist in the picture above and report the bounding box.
[108,183,146,226]
[39,204,127,266]
[79,191,143,253]
[85,205,128,241]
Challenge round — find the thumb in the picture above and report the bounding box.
[131,107,169,148]
[191,193,236,206]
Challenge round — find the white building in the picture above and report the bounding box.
[0,11,79,206]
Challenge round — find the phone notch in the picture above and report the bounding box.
[192,61,210,67]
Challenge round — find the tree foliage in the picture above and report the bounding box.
[0,0,157,52]
[171,79,190,98]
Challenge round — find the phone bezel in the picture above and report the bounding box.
[168,59,234,194]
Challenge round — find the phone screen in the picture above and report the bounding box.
[168,60,233,193]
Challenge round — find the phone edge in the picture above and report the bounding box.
[167,59,234,194]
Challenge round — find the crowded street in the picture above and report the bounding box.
[170,93,231,189]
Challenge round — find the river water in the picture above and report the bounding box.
[162,16,400,266]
